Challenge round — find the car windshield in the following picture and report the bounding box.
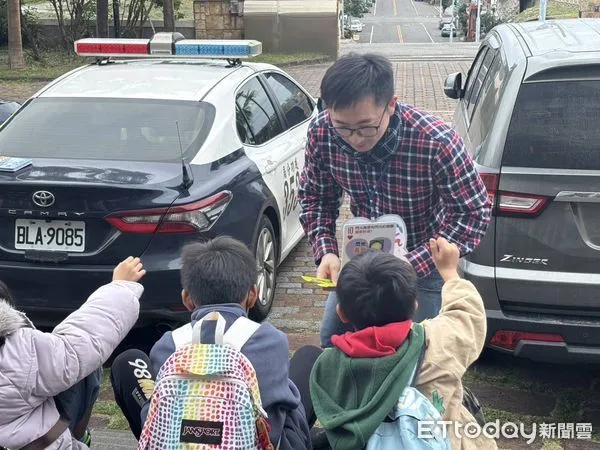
[0,97,215,162]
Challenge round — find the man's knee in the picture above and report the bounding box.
[320,291,349,348]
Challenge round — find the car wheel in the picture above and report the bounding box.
[249,215,278,322]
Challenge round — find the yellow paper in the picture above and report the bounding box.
[301,276,336,289]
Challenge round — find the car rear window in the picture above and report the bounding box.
[502,79,600,170]
[0,97,215,162]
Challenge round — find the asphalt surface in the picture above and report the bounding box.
[353,0,457,44]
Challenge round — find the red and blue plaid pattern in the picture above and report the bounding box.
[298,103,492,278]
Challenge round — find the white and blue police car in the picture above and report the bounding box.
[0,33,318,325]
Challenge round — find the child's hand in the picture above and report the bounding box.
[429,237,460,282]
[113,256,146,282]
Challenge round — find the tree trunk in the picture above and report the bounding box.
[163,0,175,32]
[97,0,109,37]
[8,0,25,69]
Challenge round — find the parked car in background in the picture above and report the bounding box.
[439,15,453,29]
[350,18,364,32]
[444,18,600,364]
[441,23,457,37]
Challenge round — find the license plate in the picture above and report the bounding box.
[14,219,85,253]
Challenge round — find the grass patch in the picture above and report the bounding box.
[93,401,130,429]
[551,389,584,424]
[0,47,328,82]
[510,3,580,22]
[464,368,552,394]
[483,407,548,429]
[0,49,89,81]
[252,52,329,66]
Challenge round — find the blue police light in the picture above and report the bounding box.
[174,39,262,58]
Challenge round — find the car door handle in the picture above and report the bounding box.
[555,191,600,203]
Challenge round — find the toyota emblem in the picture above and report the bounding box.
[32,190,55,208]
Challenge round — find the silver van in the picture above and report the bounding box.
[444,19,600,364]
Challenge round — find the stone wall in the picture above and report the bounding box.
[581,0,600,16]
[194,0,244,39]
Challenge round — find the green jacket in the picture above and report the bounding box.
[309,324,425,449]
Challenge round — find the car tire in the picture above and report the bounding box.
[249,215,278,322]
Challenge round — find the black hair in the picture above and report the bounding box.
[180,236,257,308]
[336,251,417,330]
[320,53,394,110]
[0,281,13,347]
[0,280,14,305]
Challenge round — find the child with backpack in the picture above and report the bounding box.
[0,256,145,449]
[110,236,320,449]
[309,237,498,450]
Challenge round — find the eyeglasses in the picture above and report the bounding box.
[329,107,388,138]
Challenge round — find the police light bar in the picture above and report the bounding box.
[74,32,262,59]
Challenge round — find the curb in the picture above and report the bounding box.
[276,57,332,68]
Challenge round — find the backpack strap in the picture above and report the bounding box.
[171,323,193,349]
[192,311,226,345]
[223,316,261,351]
[171,314,259,350]
[410,326,427,387]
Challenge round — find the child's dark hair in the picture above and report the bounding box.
[0,280,14,305]
[336,251,417,330]
[180,236,257,308]
[0,281,14,347]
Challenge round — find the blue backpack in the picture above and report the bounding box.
[365,340,452,450]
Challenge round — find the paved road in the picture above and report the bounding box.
[354,0,455,44]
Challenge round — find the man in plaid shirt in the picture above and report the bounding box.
[298,53,492,347]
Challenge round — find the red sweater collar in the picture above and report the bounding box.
[331,321,413,357]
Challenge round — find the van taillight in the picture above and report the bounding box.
[480,172,548,217]
[490,330,564,351]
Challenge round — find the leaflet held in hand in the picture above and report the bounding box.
[341,214,408,267]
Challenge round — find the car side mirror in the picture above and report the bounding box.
[444,72,463,100]
[316,97,326,113]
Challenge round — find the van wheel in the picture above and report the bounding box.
[250,215,278,322]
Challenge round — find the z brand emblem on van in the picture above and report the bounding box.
[500,254,548,265]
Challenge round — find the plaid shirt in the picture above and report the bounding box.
[298,103,492,278]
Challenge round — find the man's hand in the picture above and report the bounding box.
[317,253,341,285]
[429,237,460,282]
[113,256,146,282]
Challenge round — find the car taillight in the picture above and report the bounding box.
[480,172,548,217]
[106,191,232,234]
[490,330,564,351]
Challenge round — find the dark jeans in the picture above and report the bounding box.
[54,368,102,431]
[110,345,322,440]
[320,268,444,347]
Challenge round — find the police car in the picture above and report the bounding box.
[0,33,317,325]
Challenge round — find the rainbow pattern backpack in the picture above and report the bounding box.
[137,311,275,450]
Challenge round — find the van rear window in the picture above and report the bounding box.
[502,79,600,170]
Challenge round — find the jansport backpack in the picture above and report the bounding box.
[138,311,275,450]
